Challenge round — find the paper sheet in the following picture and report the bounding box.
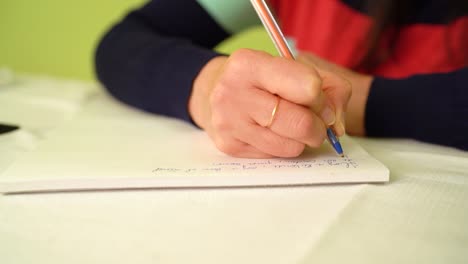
[0,94,389,194]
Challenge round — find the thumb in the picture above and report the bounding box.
[315,68,352,137]
[297,55,352,136]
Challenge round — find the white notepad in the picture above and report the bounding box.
[0,94,389,194]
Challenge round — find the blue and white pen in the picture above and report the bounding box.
[250,0,345,157]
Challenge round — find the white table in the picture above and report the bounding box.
[1,73,467,264]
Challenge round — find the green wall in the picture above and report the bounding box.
[0,0,275,80]
[0,0,145,80]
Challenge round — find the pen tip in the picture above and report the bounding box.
[340,153,345,158]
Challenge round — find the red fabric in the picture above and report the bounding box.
[270,0,468,78]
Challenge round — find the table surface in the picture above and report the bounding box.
[1,73,468,264]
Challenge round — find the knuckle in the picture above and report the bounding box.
[211,112,230,131]
[230,48,256,62]
[269,135,305,158]
[215,138,240,156]
[214,138,229,152]
[289,110,326,148]
[210,84,230,108]
[283,142,305,157]
[224,59,245,78]
[226,49,254,73]
[306,74,323,100]
[293,111,314,139]
[308,130,326,148]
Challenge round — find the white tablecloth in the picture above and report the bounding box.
[1,74,467,264]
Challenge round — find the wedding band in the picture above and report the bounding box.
[266,96,280,128]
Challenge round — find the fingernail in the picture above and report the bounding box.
[341,114,346,135]
[334,118,346,137]
[338,121,346,136]
[321,106,336,126]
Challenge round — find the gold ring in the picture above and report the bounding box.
[266,96,280,128]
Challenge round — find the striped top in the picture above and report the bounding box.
[95,0,468,150]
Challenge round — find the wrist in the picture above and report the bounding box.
[189,56,228,129]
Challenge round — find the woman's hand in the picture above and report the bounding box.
[297,52,373,137]
[189,49,351,158]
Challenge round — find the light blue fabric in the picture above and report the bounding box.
[196,0,260,34]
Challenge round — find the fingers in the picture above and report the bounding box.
[225,49,326,109]
[205,49,351,158]
[210,97,308,158]
[235,123,306,158]
[210,117,305,158]
[298,54,353,136]
[210,91,304,158]
[269,100,327,147]
[224,49,350,132]
[316,69,352,136]
[242,87,327,147]
[212,137,275,159]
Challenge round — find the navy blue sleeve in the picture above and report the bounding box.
[95,0,229,123]
[366,67,468,150]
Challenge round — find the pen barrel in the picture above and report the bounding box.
[250,0,296,59]
[250,0,345,157]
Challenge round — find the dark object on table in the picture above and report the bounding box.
[0,123,19,135]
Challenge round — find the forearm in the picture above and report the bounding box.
[95,0,229,122]
[366,67,468,150]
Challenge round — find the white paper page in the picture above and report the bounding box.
[0,94,389,194]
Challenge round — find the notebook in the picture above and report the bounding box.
[0,93,389,194]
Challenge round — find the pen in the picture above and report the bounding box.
[250,0,344,157]
[0,123,19,135]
